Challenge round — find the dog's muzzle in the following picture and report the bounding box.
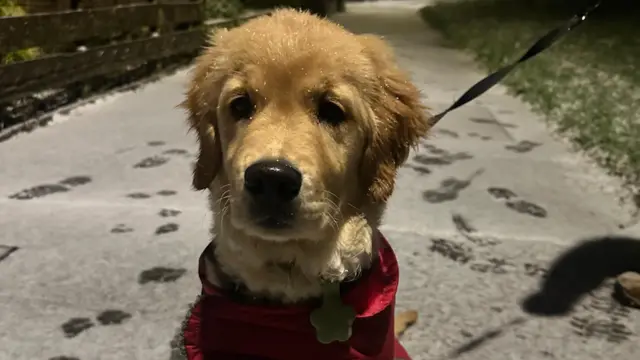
[243,158,302,229]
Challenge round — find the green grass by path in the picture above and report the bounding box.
[421,0,640,187]
[0,0,40,65]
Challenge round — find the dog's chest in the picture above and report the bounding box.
[174,232,412,360]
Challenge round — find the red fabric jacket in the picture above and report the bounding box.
[181,232,411,360]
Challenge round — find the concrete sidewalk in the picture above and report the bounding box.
[1,2,638,360]
[337,2,640,360]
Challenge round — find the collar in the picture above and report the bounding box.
[199,236,377,306]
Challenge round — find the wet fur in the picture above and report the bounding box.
[182,9,430,303]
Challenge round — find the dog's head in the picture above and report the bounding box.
[183,9,429,243]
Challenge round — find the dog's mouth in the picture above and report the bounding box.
[256,217,292,230]
[252,207,296,230]
[229,195,332,241]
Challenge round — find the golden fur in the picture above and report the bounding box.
[182,8,430,303]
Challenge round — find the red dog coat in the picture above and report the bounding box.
[179,232,412,360]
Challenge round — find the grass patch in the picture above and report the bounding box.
[205,0,244,18]
[420,0,640,186]
[0,0,40,65]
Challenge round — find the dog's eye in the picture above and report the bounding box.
[229,94,255,120]
[316,99,346,125]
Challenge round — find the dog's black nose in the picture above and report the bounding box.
[244,159,302,203]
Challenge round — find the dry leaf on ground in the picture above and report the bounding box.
[617,271,640,308]
[394,310,419,337]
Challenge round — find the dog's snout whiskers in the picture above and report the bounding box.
[323,190,341,231]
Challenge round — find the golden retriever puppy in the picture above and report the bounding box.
[173,8,430,360]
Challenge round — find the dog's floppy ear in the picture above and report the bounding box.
[190,119,222,191]
[180,32,228,191]
[358,34,431,203]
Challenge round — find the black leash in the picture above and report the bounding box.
[429,1,602,126]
